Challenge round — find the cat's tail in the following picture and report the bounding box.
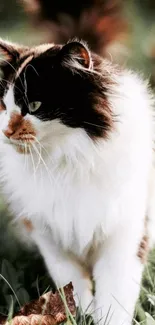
[21,0,126,55]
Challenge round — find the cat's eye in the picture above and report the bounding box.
[29,101,42,113]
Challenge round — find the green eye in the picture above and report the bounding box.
[29,101,42,113]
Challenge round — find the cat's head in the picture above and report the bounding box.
[0,39,113,154]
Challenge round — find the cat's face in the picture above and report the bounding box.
[0,39,113,154]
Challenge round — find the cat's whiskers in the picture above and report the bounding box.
[84,121,107,130]
[23,97,30,112]
[23,67,30,108]
[31,142,53,185]
[23,64,39,109]
[0,58,25,91]
[29,144,37,182]
[34,140,45,190]
[31,140,66,214]
[0,58,30,109]
[32,135,52,162]
[31,137,59,186]
[24,141,28,171]
[0,78,23,94]
[26,64,39,77]
[32,138,42,172]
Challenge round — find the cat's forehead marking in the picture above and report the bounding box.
[15,44,54,79]
[34,43,54,55]
[16,54,34,78]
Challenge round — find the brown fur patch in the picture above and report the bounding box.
[16,55,34,78]
[0,100,6,111]
[22,218,34,232]
[137,218,149,263]
[3,112,36,140]
[67,250,93,295]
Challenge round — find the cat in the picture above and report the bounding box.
[0,38,154,325]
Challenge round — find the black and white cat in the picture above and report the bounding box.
[0,38,154,325]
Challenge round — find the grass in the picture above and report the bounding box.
[0,214,94,325]
[136,250,155,323]
[0,207,53,317]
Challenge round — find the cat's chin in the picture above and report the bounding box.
[10,139,33,154]
[0,136,31,154]
[14,143,31,154]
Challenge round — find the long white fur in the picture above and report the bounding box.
[0,66,154,324]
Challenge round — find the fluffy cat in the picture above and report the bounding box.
[0,38,154,325]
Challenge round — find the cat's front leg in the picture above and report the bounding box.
[32,229,94,313]
[93,223,146,325]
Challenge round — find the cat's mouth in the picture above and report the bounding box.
[11,136,35,143]
[9,136,35,154]
[2,112,37,153]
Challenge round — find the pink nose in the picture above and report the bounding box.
[2,112,23,139]
[2,112,36,141]
[2,126,15,138]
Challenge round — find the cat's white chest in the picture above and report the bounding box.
[1,147,123,253]
[1,143,146,256]
[17,165,106,252]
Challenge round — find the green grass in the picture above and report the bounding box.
[136,250,155,323]
[0,206,53,317]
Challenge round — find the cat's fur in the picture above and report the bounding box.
[0,39,154,324]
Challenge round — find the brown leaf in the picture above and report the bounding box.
[5,314,61,325]
[0,282,76,325]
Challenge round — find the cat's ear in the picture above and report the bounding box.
[0,39,29,78]
[59,41,92,69]
[0,39,28,63]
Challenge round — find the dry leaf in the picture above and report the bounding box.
[0,282,76,325]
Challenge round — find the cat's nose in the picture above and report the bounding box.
[2,126,15,138]
[2,112,23,138]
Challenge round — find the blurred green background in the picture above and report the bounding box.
[0,0,155,323]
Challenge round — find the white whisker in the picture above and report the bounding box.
[32,135,52,162]
[0,58,25,91]
[29,145,37,182]
[26,64,39,77]
[24,142,28,171]
[23,68,29,108]
[83,121,106,129]
[23,63,39,109]
[0,78,23,94]
[31,142,53,185]
[34,140,42,172]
